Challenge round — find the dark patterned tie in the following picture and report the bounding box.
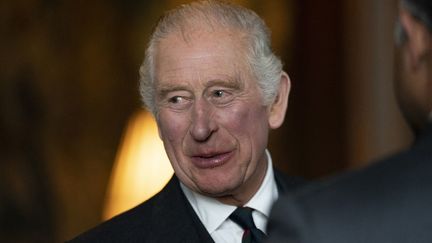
[229,207,267,243]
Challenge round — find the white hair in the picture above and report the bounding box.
[139,0,284,115]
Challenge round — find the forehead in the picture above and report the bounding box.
[154,28,253,85]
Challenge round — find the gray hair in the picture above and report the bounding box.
[139,0,283,115]
[396,0,432,45]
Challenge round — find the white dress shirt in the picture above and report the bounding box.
[180,149,279,243]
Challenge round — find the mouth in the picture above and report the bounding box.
[190,150,234,169]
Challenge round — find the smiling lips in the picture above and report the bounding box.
[190,150,234,169]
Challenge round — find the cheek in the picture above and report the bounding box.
[158,112,188,143]
[217,103,268,137]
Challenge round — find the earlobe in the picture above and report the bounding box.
[268,72,291,129]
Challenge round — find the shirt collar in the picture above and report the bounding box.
[244,149,279,217]
[180,149,279,234]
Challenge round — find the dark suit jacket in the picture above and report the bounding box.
[70,169,303,242]
[267,124,432,243]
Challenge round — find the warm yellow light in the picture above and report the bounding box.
[103,110,173,220]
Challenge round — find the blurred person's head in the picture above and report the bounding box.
[396,0,432,132]
[138,0,290,205]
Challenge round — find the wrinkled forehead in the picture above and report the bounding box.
[153,28,258,90]
[159,21,250,50]
[155,26,252,70]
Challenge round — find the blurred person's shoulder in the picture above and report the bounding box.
[267,125,432,243]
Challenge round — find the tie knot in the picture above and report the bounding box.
[229,207,267,243]
[229,207,256,230]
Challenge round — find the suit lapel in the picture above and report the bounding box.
[149,170,302,242]
[151,176,214,243]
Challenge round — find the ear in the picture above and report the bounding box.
[399,8,431,69]
[268,71,291,129]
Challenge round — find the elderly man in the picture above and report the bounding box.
[70,1,302,242]
[266,0,432,242]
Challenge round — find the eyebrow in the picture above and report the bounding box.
[205,74,244,90]
[156,83,191,98]
[205,78,242,89]
[156,74,245,98]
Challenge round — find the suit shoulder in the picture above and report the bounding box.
[268,130,432,243]
[68,178,180,243]
[282,142,432,211]
[68,196,157,243]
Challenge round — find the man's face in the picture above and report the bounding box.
[154,28,270,202]
[395,34,422,130]
[395,8,431,130]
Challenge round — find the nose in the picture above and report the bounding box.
[189,99,217,142]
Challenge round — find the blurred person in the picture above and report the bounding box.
[70,1,302,242]
[266,0,432,242]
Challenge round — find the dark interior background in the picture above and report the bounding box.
[0,0,411,242]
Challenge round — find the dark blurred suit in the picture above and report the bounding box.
[267,123,432,243]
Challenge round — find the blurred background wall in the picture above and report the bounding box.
[0,0,411,242]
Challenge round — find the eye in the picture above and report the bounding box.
[163,93,192,110]
[168,96,184,104]
[213,90,225,98]
[207,88,234,106]
[157,88,192,110]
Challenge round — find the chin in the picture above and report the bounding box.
[196,180,240,197]
[399,103,428,135]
